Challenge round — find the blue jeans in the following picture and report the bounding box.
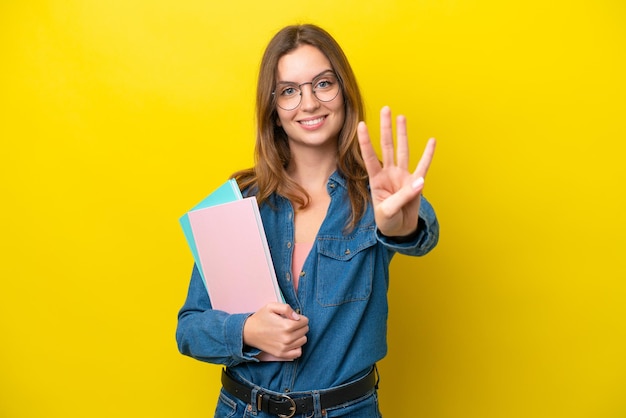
[213,387,382,418]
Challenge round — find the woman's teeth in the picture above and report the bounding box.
[300,117,325,126]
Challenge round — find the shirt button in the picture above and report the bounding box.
[300,271,305,277]
[285,272,291,281]
[287,241,292,248]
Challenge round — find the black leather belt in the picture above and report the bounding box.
[221,366,378,417]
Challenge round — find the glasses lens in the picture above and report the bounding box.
[277,88,300,110]
[275,87,300,110]
[313,74,339,102]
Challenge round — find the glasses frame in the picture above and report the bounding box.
[272,71,341,111]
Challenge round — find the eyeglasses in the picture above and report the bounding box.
[272,71,341,111]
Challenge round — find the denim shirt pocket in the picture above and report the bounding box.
[315,226,377,307]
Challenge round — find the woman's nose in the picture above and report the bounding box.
[299,85,320,111]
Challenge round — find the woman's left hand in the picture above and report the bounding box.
[357,106,436,238]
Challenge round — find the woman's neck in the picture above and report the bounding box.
[286,148,337,192]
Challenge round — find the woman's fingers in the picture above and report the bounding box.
[359,107,411,172]
[357,121,382,178]
[379,106,395,168]
[396,114,409,171]
[413,138,437,179]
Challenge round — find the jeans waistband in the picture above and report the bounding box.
[221,366,378,417]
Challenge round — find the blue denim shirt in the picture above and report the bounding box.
[176,171,439,392]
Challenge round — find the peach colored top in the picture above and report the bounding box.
[291,242,313,292]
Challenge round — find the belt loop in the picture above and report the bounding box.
[250,387,260,414]
[374,364,380,389]
[311,390,323,418]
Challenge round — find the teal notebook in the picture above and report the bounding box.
[179,179,242,284]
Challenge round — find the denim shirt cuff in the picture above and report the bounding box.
[224,313,261,363]
[376,197,439,256]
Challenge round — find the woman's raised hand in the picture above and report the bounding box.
[357,106,436,238]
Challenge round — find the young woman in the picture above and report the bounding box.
[176,24,439,417]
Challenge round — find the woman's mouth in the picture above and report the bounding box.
[299,116,326,128]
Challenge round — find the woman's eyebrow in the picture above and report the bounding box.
[276,69,335,85]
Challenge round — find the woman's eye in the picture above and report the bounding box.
[316,80,332,89]
[281,87,298,96]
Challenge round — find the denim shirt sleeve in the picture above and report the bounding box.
[375,195,439,256]
[176,264,262,367]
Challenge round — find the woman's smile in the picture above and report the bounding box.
[298,115,327,129]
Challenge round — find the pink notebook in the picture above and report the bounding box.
[187,197,283,313]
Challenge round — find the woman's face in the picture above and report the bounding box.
[274,44,345,151]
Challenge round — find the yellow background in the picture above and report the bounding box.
[1,1,624,417]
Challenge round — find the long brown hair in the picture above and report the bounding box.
[233,24,370,231]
